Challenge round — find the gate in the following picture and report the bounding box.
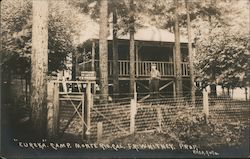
[47,80,95,140]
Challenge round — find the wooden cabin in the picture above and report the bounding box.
[77,27,193,99]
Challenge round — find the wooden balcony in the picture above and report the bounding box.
[91,60,190,79]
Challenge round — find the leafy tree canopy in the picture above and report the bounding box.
[1,0,83,76]
[194,0,250,88]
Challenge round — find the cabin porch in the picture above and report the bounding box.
[93,60,190,79]
[77,39,192,98]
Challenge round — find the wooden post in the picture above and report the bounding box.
[81,93,85,140]
[91,41,95,71]
[134,82,137,102]
[203,89,209,123]
[156,107,162,132]
[72,51,77,80]
[85,82,93,141]
[136,44,139,77]
[173,81,176,98]
[97,122,103,142]
[130,99,136,133]
[47,82,59,139]
[62,76,67,93]
[53,82,59,135]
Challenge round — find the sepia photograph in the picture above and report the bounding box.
[0,0,249,158]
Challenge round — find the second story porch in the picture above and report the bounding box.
[80,60,190,80]
[76,29,192,81]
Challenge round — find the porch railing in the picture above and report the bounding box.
[86,60,190,77]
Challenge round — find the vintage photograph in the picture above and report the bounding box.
[1,0,249,158]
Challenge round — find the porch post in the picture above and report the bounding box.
[91,41,95,71]
[135,43,139,77]
[173,44,182,98]
[85,81,93,141]
[173,81,176,98]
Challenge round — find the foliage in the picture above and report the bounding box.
[1,0,32,75]
[195,29,250,88]
[194,0,250,88]
[1,0,82,76]
[136,0,223,33]
[110,106,248,149]
[68,0,150,36]
[48,1,82,73]
[2,0,248,90]
[170,108,248,148]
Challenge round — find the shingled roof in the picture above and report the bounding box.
[79,23,188,44]
[107,27,188,43]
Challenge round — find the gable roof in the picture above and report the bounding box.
[79,23,188,44]
[108,27,188,43]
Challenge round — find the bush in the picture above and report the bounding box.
[168,108,248,148]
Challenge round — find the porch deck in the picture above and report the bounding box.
[80,60,190,79]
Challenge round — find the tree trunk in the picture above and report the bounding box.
[129,0,135,98]
[91,41,95,71]
[174,0,183,98]
[72,51,77,80]
[186,0,195,105]
[99,0,109,103]
[209,0,217,97]
[112,9,119,98]
[31,0,49,138]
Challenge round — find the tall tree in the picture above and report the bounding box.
[129,0,135,97]
[208,0,217,97]
[99,0,109,103]
[112,8,119,97]
[174,0,183,97]
[186,0,195,104]
[1,0,81,76]
[193,0,250,93]
[31,0,49,137]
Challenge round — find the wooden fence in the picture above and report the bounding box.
[48,86,249,142]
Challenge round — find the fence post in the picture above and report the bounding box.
[97,122,103,142]
[81,94,85,140]
[47,81,59,139]
[85,81,93,142]
[134,82,137,102]
[203,89,209,123]
[130,83,137,134]
[130,99,137,134]
[156,107,162,132]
